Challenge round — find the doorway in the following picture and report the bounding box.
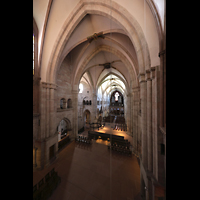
[83,109,91,124]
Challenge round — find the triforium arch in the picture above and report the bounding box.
[46,0,151,85]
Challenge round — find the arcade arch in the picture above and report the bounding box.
[57,118,72,141]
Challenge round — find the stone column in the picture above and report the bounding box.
[158,50,166,128]
[130,93,133,136]
[91,92,97,122]
[146,69,152,172]
[33,76,41,114]
[151,67,158,179]
[126,93,132,135]
[40,82,57,138]
[72,90,79,139]
[40,82,47,140]
[132,87,140,155]
[49,83,57,137]
[138,73,147,169]
[46,84,50,138]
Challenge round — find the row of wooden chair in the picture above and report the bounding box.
[108,144,132,156]
[33,168,61,200]
[75,136,92,144]
[113,124,127,131]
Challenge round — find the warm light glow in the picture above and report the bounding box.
[96,139,110,146]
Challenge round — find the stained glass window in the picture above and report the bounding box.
[115,92,119,101]
[33,34,34,75]
[79,83,83,93]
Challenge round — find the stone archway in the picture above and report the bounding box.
[46,0,151,85]
[57,117,72,140]
[83,109,91,125]
[56,117,72,151]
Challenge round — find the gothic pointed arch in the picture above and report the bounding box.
[46,0,151,84]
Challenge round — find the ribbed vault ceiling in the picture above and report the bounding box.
[63,13,136,96]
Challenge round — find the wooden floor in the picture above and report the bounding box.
[33,123,141,200]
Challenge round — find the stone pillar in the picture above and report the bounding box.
[33,76,41,114]
[40,82,47,140]
[72,90,79,139]
[130,93,133,136]
[151,67,157,178]
[40,82,59,168]
[46,84,50,138]
[138,73,147,169]
[126,93,132,135]
[49,83,57,137]
[158,50,166,128]
[40,82,57,138]
[146,69,152,172]
[91,92,97,122]
[132,87,140,155]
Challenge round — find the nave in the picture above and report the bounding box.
[33,1,166,199]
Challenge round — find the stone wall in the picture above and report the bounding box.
[56,58,72,109]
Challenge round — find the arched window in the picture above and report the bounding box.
[67,99,72,108]
[79,83,83,93]
[115,92,119,101]
[60,98,66,109]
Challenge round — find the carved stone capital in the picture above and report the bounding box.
[138,73,146,83]
[41,82,58,89]
[145,69,151,81]
[150,66,156,79]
